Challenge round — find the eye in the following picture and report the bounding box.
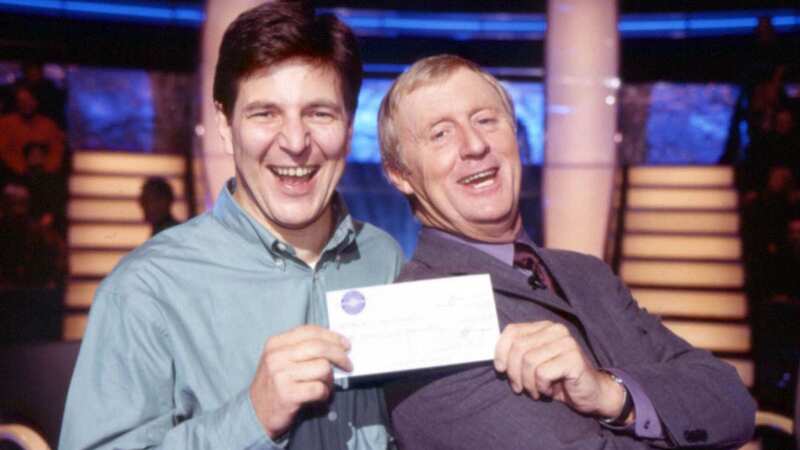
[476,115,498,127]
[430,130,448,143]
[250,110,276,119]
[307,108,337,123]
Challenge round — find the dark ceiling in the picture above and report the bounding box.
[0,1,797,82]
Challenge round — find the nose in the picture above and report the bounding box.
[278,116,310,155]
[460,123,489,159]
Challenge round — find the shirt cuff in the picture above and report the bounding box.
[224,389,289,449]
[603,368,664,439]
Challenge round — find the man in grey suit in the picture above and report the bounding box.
[377,54,756,449]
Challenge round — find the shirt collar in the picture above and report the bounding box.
[423,226,534,267]
[212,178,356,260]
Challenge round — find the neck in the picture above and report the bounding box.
[249,202,335,267]
[420,213,523,244]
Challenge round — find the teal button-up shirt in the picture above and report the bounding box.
[60,180,405,450]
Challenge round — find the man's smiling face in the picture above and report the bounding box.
[217,57,351,234]
[389,67,522,241]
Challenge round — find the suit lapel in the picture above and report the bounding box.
[411,230,577,318]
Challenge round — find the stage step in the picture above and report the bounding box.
[65,279,101,308]
[632,288,747,319]
[68,223,151,249]
[616,165,752,388]
[69,174,185,199]
[72,151,185,176]
[65,150,189,340]
[624,211,739,234]
[69,250,129,278]
[620,259,744,288]
[628,166,734,187]
[662,320,750,353]
[68,198,189,222]
[627,187,738,210]
[622,234,741,260]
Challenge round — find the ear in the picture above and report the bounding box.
[384,163,415,196]
[214,103,235,155]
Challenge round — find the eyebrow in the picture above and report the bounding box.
[241,101,277,114]
[304,100,344,112]
[423,107,499,130]
[241,99,344,114]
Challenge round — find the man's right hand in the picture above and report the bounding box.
[249,325,352,439]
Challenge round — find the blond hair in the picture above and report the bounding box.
[377,54,515,174]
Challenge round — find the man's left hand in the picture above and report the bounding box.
[494,321,626,420]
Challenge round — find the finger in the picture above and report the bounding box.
[288,338,353,372]
[287,380,332,405]
[504,335,540,396]
[533,345,585,398]
[287,358,335,383]
[495,321,552,372]
[267,325,350,352]
[500,323,571,393]
[519,336,575,398]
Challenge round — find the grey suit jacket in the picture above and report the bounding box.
[386,229,755,449]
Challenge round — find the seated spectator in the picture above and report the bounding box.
[138,177,179,236]
[741,166,799,293]
[0,85,65,177]
[16,60,67,128]
[749,107,800,188]
[767,214,800,301]
[0,183,65,289]
[19,141,66,231]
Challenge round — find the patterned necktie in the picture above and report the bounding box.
[513,243,548,290]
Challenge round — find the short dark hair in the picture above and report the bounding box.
[213,0,362,121]
[141,177,174,202]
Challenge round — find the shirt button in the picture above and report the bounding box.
[276,242,286,251]
[644,420,650,429]
[327,411,338,422]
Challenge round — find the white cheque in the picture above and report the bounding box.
[326,273,499,383]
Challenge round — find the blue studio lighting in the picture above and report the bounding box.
[0,0,205,25]
[0,0,797,38]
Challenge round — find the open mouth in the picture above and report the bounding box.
[269,165,319,181]
[458,168,498,189]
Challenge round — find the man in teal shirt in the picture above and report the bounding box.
[59,2,403,449]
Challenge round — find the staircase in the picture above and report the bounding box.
[616,166,753,388]
[64,151,190,340]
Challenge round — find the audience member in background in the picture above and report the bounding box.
[15,60,67,128]
[19,141,67,232]
[138,176,179,236]
[0,85,65,177]
[769,214,800,300]
[741,165,799,294]
[0,183,65,289]
[752,212,800,418]
[720,17,792,188]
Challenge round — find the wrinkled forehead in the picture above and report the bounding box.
[396,69,510,132]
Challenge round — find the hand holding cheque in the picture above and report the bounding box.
[326,274,625,421]
[250,325,353,440]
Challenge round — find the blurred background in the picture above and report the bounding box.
[0,1,798,448]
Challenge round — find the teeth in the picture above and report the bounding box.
[272,166,315,177]
[473,178,494,189]
[460,169,496,185]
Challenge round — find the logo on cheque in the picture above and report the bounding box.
[341,290,366,315]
